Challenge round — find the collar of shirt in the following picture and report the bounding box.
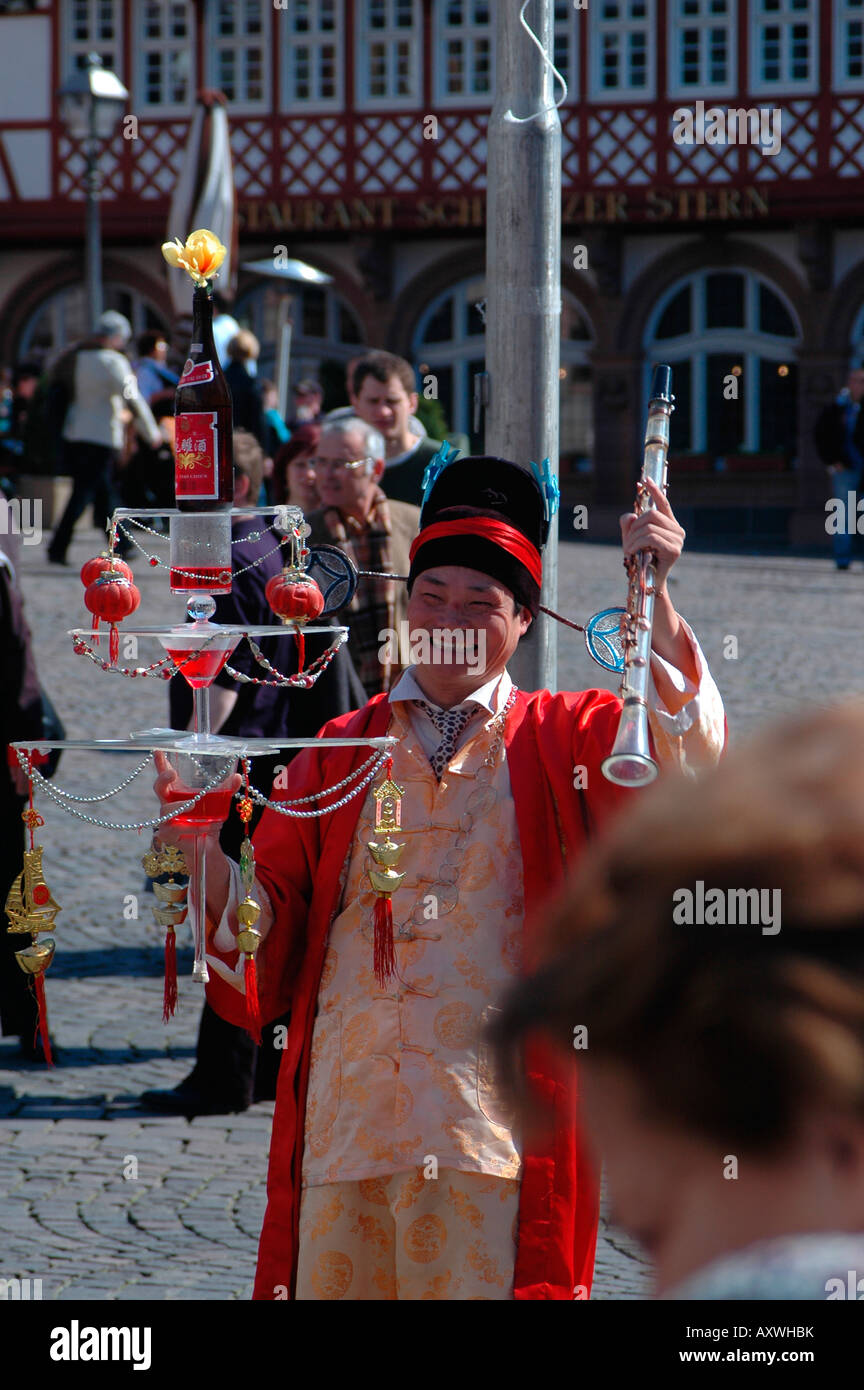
[388,666,513,762]
[384,433,426,468]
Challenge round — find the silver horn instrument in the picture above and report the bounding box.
[601,364,675,787]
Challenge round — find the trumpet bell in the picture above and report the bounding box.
[601,698,659,787]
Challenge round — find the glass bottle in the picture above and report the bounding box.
[171,286,234,593]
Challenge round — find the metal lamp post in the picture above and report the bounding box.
[242,259,334,418]
[486,2,561,694]
[57,53,129,332]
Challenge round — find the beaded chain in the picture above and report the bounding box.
[20,750,238,833]
[243,750,391,819]
[30,755,152,803]
[232,749,384,809]
[16,745,392,831]
[111,516,312,588]
[224,632,346,689]
[71,627,345,688]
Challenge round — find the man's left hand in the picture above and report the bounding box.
[619,477,684,592]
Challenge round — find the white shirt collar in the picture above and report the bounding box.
[389,665,512,715]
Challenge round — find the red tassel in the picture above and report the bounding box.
[296,629,305,673]
[109,624,119,666]
[33,975,53,1067]
[162,927,178,1022]
[373,896,396,987]
[244,954,262,1045]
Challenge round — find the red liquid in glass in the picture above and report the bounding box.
[169,566,232,595]
[163,784,235,828]
[165,646,233,688]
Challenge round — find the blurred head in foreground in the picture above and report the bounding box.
[491,702,864,1298]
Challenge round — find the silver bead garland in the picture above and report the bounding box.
[24,754,237,832]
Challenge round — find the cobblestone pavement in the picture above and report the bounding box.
[2,516,862,1302]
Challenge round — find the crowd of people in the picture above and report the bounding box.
[1,306,863,1304]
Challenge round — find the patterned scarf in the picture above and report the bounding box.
[319,486,395,696]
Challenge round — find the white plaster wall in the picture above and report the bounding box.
[4,130,51,200]
[0,14,51,123]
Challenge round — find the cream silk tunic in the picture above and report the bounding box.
[301,694,524,1186]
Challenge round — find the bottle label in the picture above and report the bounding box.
[179,358,215,387]
[175,411,220,498]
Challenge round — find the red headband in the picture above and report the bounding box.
[409,518,543,587]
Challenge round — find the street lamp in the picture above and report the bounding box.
[57,52,129,332]
[242,258,334,418]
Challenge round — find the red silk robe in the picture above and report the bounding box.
[205,687,635,1300]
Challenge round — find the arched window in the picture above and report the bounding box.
[233,280,365,400]
[644,269,801,462]
[413,276,594,465]
[18,283,168,364]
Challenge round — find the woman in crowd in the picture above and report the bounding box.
[272,424,320,513]
[492,701,864,1300]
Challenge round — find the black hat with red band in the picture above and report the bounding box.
[408,454,554,618]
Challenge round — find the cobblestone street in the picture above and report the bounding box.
[2,518,863,1302]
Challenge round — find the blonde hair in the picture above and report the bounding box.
[227,329,260,363]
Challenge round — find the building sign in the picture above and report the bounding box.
[239,186,770,234]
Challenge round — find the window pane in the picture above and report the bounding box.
[758,284,796,336]
[667,359,692,452]
[655,287,691,339]
[422,298,454,343]
[302,289,327,338]
[707,353,744,454]
[705,272,744,328]
[759,359,796,454]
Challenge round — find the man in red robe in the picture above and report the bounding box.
[153,456,724,1299]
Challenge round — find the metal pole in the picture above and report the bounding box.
[85,96,102,331]
[485,0,561,694]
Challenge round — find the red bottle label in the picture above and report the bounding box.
[179,359,215,387]
[175,411,219,498]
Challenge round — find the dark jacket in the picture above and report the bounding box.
[379,436,442,507]
[813,395,864,471]
[224,362,264,445]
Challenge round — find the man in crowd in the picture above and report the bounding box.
[152,453,725,1300]
[814,366,864,570]
[288,379,324,431]
[349,351,441,506]
[134,331,178,403]
[305,416,420,696]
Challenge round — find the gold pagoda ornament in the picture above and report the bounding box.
[142,841,189,1021]
[4,779,60,1064]
[367,758,406,986]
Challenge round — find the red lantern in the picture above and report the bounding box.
[84,569,141,664]
[265,568,324,672]
[80,553,133,588]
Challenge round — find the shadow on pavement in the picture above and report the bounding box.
[0,1044,194,1072]
[50,947,195,979]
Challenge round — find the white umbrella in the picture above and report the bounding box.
[166,92,236,318]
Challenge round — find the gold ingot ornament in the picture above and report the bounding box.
[15,938,55,975]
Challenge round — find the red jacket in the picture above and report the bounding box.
[206,687,633,1299]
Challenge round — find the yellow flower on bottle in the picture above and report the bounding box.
[161,228,227,287]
